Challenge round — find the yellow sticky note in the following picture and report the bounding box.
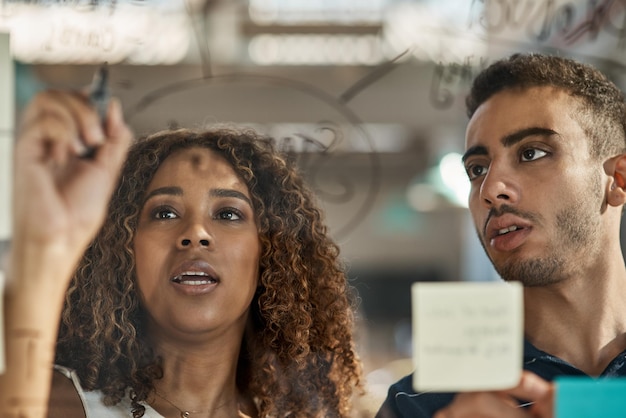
[412,281,523,392]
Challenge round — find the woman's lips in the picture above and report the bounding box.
[171,272,217,285]
[170,274,219,295]
[169,260,220,295]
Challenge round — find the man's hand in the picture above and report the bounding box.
[433,371,555,418]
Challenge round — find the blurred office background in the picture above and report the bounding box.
[2,0,626,415]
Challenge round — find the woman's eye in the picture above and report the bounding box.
[152,208,177,220]
[216,209,242,221]
[521,148,548,162]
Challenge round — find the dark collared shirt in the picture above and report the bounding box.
[376,340,626,418]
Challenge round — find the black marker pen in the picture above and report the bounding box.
[82,63,110,158]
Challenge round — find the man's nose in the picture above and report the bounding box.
[479,165,519,207]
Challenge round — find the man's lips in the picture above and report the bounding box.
[484,214,533,251]
[485,214,532,240]
[493,224,521,238]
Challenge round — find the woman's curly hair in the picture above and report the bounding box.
[55,127,363,417]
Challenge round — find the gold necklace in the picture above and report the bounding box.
[152,391,249,418]
[153,391,208,418]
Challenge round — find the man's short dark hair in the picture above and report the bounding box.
[466,53,626,158]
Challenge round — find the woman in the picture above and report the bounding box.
[1,90,362,418]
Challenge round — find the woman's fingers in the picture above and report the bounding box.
[94,98,133,173]
[17,90,105,164]
[13,89,132,251]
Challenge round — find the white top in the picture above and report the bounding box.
[54,365,165,418]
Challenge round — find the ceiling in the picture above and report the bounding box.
[4,0,626,277]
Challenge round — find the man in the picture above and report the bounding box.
[377,53,626,417]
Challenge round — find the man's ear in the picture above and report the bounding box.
[607,154,626,207]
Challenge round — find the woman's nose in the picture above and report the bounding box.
[177,222,212,249]
[180,238,210,247]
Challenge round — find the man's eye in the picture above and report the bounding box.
[466,164,488,180]
[521,148,548,162]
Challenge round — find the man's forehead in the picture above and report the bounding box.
[464,86,580,150]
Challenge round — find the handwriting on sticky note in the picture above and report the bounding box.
[412,281,523,392]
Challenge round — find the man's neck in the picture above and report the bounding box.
[523,261,626,375]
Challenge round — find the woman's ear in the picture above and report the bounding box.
[607,154,626,207]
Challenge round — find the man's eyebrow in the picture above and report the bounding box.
[501,127,558,147]
[143,186,182,203]
[462,145,487,163]
[462,127,559,163]
[210,188,253,207]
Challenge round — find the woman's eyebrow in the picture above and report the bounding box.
[142,186,253,207]
[143,186,183,204]
[210,188,253,207]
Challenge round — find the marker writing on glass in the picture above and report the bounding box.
[82,63,110,158]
